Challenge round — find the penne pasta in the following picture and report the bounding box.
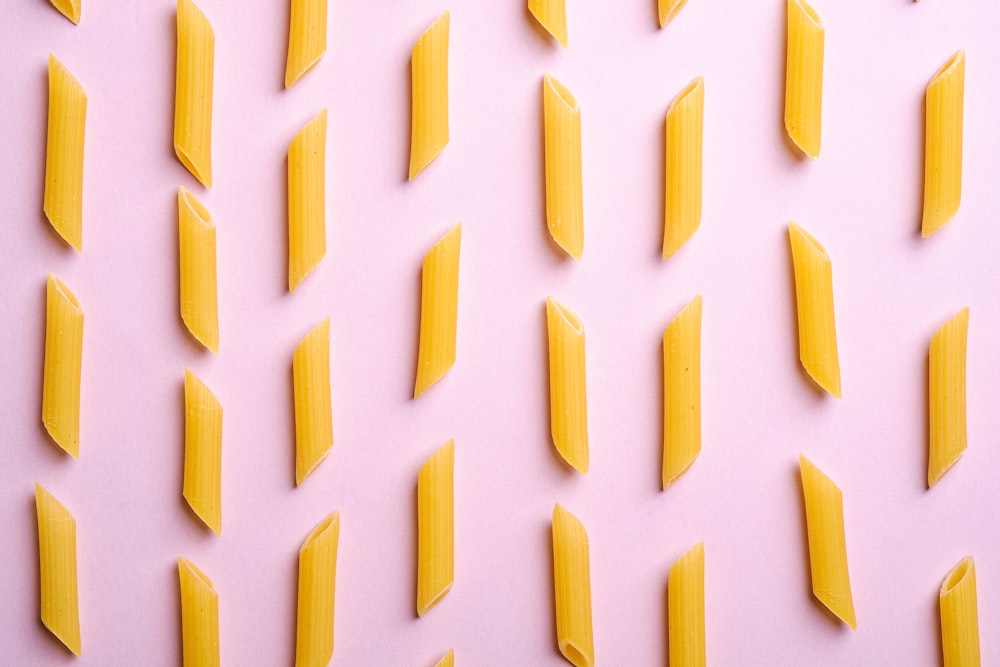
[293,318,333,486]
[552,504,594,667]
[409,11,450,180]
[285,0,327,88]
[528,0,567,48]
[178,558,220,667]
[658,0,688,28]
[788,222,841,397]
[663,77,704,259]
[922,51,965,238]
[48,0,80,24]
[668,542,706,667]
[546,297,588,474]
[417,440,455,617]
[44,54,87,252]
[35,483,81,656]
[434,649,455,667]
[42,274,84,458]
[296,511,340,667]
[662,295,702,489]
[414,224,462,398]
[178,186,219,353]
[784,0,824,159]
[940,556,980,667]
[928,307,969,488]
[183,369,222,535]
[798,454,857,629]
[174,0,214,188]
[542,74,584,260]
[288,109,328,292]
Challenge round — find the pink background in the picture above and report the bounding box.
[2,0,1000,664]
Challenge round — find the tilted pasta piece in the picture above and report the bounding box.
[546,297,589,474]
[658,0,688,28]
[35,483,81,656]
[44,54,87,251]
[178,558,220,667]
[178,186,219,352]
[434,649,455,667]
[285,0,327,88]
[417,440,455,616]
[784,0,824,159]
[42,274,84,458]
[663,77,704,259]
[798,454,857,629]
[552,504,594,667]
[928,307,969,488]
[409,11,450,180]
[668,542,706,667]
[528,0,567,47]
[788,222,841,397]
[183,370,222,535]
[293,318,333,486]
[296,511,340,667]
[939,556,980,667]
[662,295,702,489]
[543,74,584,259]
[414,224,462,398]
[48,0,80,24]
[174,0,214,188]
[288,109,328,292]
[922,51,965,237]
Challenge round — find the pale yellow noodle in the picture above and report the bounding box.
[174,0,214,187]
[414,224,462,398]
[662,295,702,489]
[663,76,704,258]
[296,511,340,667]
[528,0,567,47]
[668,542,705,667]
[658,0,688,28]
[48,0,80,24]
[42,274,84,458]
[409,11,450,179]
[178,186,219,352]
[288,109,328,292]
[552,504,594,667]
[417,440,455,616]
[293,318,333,486]
[543,74,584,259]
[546,297,588,474]
[784,0,824,159]
[922,51,965,238]
[285,0,328,88]
[928,307,969,488]
[35,483,81,656]
[434,649,455,667]
[183,369,222,535]
[940,556,980,667]
[178,558,220,667]
[43,54,86,251]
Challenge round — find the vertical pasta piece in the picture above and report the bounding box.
[940,556,981,667]
[44,54,87,252]
[288,109,328,292]
[552,504,594,667]
[922,51,965,238]
[293,318,333,486]
[434,649,455,667]
[798,454,857,629]
[296,511,340,667]
[174,0,214,188]
[417,440,455,617]
[543,74,584,260]
[788,222,841,397]
[928,307,969,488]
[285,0,327,88]
[668,542,706,667]
[658,0,688,28]
[409,11,450,180]
[178,558,220,667]
[178,186,219,353]
[546,297,588,474]
[35,483,81,656]
[662,295,702,489]
[663,77,704,259]
[48,0,80,24]
[784,0,824,159]
[414,224,462,398]
[183,370,222,535]
[528,0,567,48]
[42,274,84,458]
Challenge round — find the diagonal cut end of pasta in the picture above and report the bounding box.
[178,186,219,353]
[928,307,969,489]
[667,541,706,667]
[546,297,589,474]
[552,504,594,667]
[414,224,462,398]
[663,76,704,260]
[939,556,980,667]
[658,0,689,28]
[662,294,702,490]
[296,510,340,666]
[35,483,81,656]
[417,440,455,617]
[288,108,328,293]
[409,11,450,180]
[183,369,223,535]
[294,318,334,486]
[174,0,214,189]
[177,557,219,667]
[42,273,84,458]
[784,0,824,160]
[49,0,81,24]
[542,74,584,260]
[528,0,568,48]
[44,54,87,253]
[434,648,455,667]
[285,0,328,88]
[922,50,965,238]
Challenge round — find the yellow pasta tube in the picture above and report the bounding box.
[178,558,220,667]
[798,454,857,629]
[35,483,81,656]
[543,74,584,260]
[668,542,705,667]
[940,556,981,667]
[183,370,222,535]
[928,307,969,488]
[296,511,340,667]
[42,274,84,458]
[48,0,80,24]
[178,186,219,353]
[528,0,567,48]
[662,295,702,489]
[174,0,214,188]
[784,0,824,159]
[922,51,965,238]
[409,11,450,180]
[414,224,462,398]
[434,649,455,667]
[552,504,594,667]
[293,318,333,486]
[663,77,704,259]
[546,297,588,474]
[417,439,455,616]
[658,0,688,28]
[288,109,328,292]
[44,54,86,252]
[285,0,327,88]
[788,222,841,397]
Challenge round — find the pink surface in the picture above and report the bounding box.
[2,0,1000,664]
